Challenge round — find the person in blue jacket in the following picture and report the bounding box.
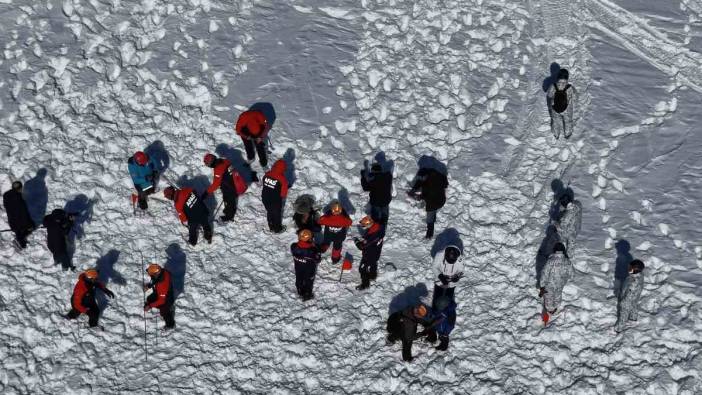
[431,296,456,351]
[128,151,159,211]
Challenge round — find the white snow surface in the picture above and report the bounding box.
[1,0,701,394]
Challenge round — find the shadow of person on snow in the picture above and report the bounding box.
[164,243,186,299]
[96,249,123,310]
[144,140,170,173]
[283,148,296,188]
[337,187,355,215]
[215,143,259,185]
[373,151,395,174]
[535,224,561,288]
[24,168,49,226]
[388,283,429,315]
[613,239,633,298]
[417,155,448,176]
[64,194,96,259]
[548,178,574,223]
[542,62,561,93]
[430,228,464,258]
[249,102,277,128]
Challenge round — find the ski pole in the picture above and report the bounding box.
[139,251,148,362]
[212,199,224,220]
[0,229,13,233]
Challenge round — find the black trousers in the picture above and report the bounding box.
[221,187,238,220]
[137,186,156,210]
[13,227,32,249]
[264,202,283,232]
[52,250,72,269]
[322,237,344,262]
[359,258,378,286]
[295,262,317,297]
[159,304,176,328]
[242,137,268,167]
[67,307,100,327]
[188,220,213,245]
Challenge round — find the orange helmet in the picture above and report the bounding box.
[298,229,313,243]
[359,216,374,229]
[413,305,428,318]
[146,264,162,277]
[84,269,98,280]
[330,202,343,215]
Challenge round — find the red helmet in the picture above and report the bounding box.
[203,153,216,166]
[164,186,176,200]
[133,151,148,166]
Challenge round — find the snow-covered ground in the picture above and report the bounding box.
[1,0,701,393]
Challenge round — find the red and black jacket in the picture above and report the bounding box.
[71,274,106,313]
[145,269,174,309]
[318,213,352,242]
[174,188,209,224]
[356,223,385,264]
[236,110,269,140]
[261,160,288,207]
[206,158,236,195]
[291,241,322,266]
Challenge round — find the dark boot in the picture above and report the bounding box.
[436,335,449,351]
[425,223,434,239]
[426,330,437,343]
[356,279,371,290]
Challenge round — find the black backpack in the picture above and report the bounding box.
[552,83,570,113]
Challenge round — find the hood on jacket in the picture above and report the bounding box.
[270,160,286,176]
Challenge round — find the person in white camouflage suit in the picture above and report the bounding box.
[615,259,645,332]
[539,242,573,325]
[555,193,582,253]
[546,68,577,139]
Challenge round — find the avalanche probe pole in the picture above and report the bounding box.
[139,251,148,362]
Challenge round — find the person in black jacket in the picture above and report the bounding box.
[2,181,36,249]
[292,194,321,235]
[386,303,443,361]
[43,208,76,271]
[408,167,448,239]
[360,162,392,224]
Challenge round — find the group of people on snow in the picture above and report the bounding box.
[1,72,648,358]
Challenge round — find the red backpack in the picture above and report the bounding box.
[232,169,248,195]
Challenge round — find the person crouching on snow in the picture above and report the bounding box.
[539,242,573,325]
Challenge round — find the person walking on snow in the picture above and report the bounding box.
[615,259,645,332]
[386,303,444,361]
[202,153,246,222]
[555,193,582,252]
[63,268,115,328]
[547,68,577,139]
[127,151,159,211]
[293,194,321,235]
[408,166,449,239]
[354,215,385,290]
[261,160,289,233]
[432,246,463,308]
[3,181,36,249]
[539,242,573,325]
[317,201,352,264]
[291,229,322,301]
[236,109,270,168]
[43,208,76,271]
[163,186,212,246]
[144,264,176,329]
[360,162,392,225]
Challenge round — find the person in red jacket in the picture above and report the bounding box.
[261,160,288,233]
[318,201,353,263]
[236,109,269,167]
[63,268,115,327]
[164,186,212,246]
[202,153,243,222]
[144,264,175,329]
